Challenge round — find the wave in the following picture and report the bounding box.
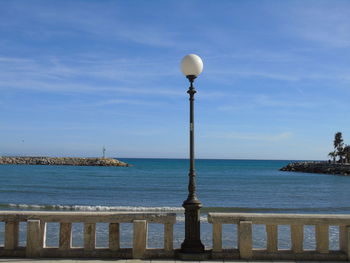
[1,203,185,212]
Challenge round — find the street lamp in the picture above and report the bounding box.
[180,54,205,253]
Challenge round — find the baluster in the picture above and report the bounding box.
[109,223,120,251]
[213,223,222,252]
[316,224,329,253]
[238,221,252,259]
[39,220,46,248]
[4,221,19,250]
[133,220,147,259]
[84,223,96,251]
[291,224,303,253]
[266,224,278,252]
[164,223,173,251]
[345,226,350,260]
[340,226,347,253]
[59,223,72,250]
[26,220,41,258]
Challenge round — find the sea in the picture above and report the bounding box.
[1,158,349,250]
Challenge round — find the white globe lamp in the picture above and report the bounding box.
[181,54,203,77]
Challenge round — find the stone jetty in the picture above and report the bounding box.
[280,161,350,175]
[0,156,129,167]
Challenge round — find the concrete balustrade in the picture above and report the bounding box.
[3,210,350,260]
[0,211,176,259]
[208,212,350,261]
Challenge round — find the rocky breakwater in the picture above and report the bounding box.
[280,161,350,175]
[0,156,129,167]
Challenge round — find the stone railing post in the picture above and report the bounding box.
[340,226,350,260]
[316,224,329,253]
[4,221,19,250]
[238,220,252,259]
[213,223,222,252]
[347,226,350,260]
[59,223,72,250]
[84,223,96,251]
[164,222,173,251]
[26,220,42,258]
[266,224,277,252]
[133,220,147,259]
[291,224,303,253]
[109,223,120,251]
[340,226,348,253]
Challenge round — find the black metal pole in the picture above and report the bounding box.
[180,75,205,253]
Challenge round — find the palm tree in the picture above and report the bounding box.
[334,132,344,163]
[343,145,350,164]
[328,151,337,163]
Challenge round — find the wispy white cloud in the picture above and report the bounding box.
[1,2,198,50]
[89,98,161,107]
[0,125,86,132]
[0,55,179,94]
[0,55,177,80]
[217,94,316,112]
[207,50,308,63]
[203,131,293,142]
[284,3,350,48]
[254,95,314,108]
[208,68,300,81]
[204,62,350,89]
[0,54,230,102]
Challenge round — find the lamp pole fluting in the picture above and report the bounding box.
[187,75,197,202]
[180,54,205,253]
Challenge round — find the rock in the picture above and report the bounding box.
[279,161,350,176]
[0,156,129,167]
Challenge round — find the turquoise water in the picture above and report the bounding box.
[0,158,349,249]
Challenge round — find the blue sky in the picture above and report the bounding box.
[1,0,350,160]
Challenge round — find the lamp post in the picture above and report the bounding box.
[180,54,205,253]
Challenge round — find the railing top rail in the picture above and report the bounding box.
[208,212,350,225]
[0,211,176,224]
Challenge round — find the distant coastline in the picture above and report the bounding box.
[0,156,129,167]
[280,161,350,175]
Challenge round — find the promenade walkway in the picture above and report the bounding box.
[0,259,339,263]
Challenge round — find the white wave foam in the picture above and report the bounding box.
[7,203,185,212]
[6,203,208,221]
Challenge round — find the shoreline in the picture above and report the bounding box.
[0,156,129,167]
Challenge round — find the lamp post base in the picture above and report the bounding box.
[177,250,210,260]
[180,201,205,253]
[181,238,205,253]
